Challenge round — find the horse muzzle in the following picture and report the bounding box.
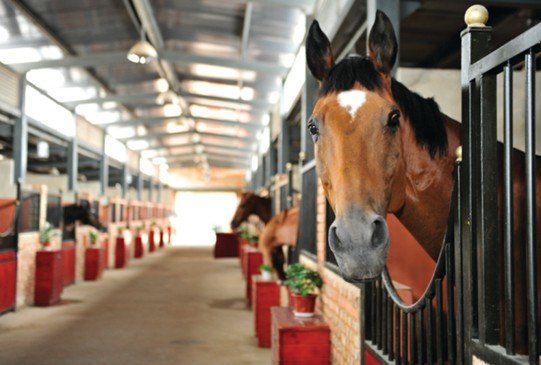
[328,211,389,281]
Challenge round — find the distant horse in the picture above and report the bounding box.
[62,200,103,239]
[258,207,299,280]
[230,192,272,229]
[306,10,540,353]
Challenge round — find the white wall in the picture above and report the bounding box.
[0,158,16,198]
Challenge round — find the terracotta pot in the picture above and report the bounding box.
[292,294,317,317]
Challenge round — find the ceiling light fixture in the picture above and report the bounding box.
[127,28,158,64]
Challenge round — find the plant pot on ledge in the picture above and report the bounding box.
[292,294,317,317]
[284,263,323,318]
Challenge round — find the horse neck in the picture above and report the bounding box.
[254,197,272,223]
[394,116,461,260]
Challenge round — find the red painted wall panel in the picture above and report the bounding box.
[61,241,76,286]
[0,251,16,313]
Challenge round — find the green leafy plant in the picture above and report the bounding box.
[117,226,125,235]
[284,263,323,297]
[239,224,250,240]
[247,234,259,244]
[135,226,144,236]
[89,230,99,246]
[259,264,272,273]
[39,222,59,246]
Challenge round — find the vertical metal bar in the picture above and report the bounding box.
[401,311,408,365]
[503,60,515,355]
[382,291,388,355]
[393,306,399,363]
[426,298,434,365]
[477,71,500,345]
[524,48,538,365]
[370,282,376,342]
[454,160,464,365]
[376,279,382,349]
[14,74,28,184]
[435,279,444,365]
[67,137,78,191]
[149,179,154,202]
[409,313,416,365]
[446,244,456,364]
[417,310,424,364]
[387,299,393,359]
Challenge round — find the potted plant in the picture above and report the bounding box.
[259,264,273,280]
[39,222,59,250]
[284,263,323,318]
[89,230,99,247]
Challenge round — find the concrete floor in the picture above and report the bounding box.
[0,247,270,365]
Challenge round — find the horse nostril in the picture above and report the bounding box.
[370,216,388,248]
[328,224,341,248]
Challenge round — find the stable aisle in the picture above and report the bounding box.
[0,247,269,365]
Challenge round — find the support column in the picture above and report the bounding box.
[67,137,77,191]
[100,134,108,196]
[137,173,143,200]
[121,165,128,199]
[148,179,154,202]
[158,181,163,203]
[13,74,28,184]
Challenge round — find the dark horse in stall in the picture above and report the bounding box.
[231,192,295,278]
[305,11,540,354]
[230,192,272,229]
[62,200,103,240]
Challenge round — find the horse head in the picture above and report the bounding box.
[65,200,103,231]
[306,11,452,282]
[231,192,259,229]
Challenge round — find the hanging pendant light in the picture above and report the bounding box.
[127,27,157,64]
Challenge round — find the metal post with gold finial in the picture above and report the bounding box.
[459,4,494,362]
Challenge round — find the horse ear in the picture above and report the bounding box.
[368,10,398,75]
[306,20,334,82]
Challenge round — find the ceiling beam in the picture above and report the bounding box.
[10,50,288,75]
[117,130,255,142]
[64,91,270,109]
[106,114,263,130]
[142,142,253,153]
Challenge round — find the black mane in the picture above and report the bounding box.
[320,56,448,158]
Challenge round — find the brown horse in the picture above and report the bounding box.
[258,207,299,280]
[306,10,540,353]
[230,192,272,229]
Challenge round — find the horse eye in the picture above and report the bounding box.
[308,118,319,142]
[388,110,400,128]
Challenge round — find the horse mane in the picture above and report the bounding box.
[320,56,448,158]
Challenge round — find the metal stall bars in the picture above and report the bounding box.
[461,6,540,365]
[362,153,461,365]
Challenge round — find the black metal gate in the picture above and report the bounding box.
[362,15,541,365]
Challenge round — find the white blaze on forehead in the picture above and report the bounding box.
[337,90,367,118]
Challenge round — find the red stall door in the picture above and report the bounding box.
[61,241,76,286]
